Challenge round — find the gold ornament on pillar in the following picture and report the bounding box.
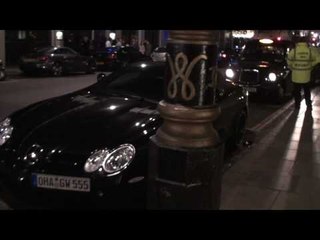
[167,52,207,101]
[155,30,221,148]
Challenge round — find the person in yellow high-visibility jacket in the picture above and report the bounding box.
[287,36,319,110]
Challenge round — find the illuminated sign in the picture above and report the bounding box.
[232,30,255,38]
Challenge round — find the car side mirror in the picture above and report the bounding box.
[97,73,108,82]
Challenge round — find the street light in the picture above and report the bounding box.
[109,32,116,40]
[56,31,63,40]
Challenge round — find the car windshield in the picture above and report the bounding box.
[92,63,165,101]
[241,41,287,61]
[36,47,54,54]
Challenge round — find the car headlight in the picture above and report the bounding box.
[84,149,108,173]
[268,72,277,82]
[84,144,135,176]
[0,118,13,146]
[103,144,135,175]
[225,68,235,78]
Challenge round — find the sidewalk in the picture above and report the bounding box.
[221,87,320,209]
[2,66,24,81]
[5,66,22,77]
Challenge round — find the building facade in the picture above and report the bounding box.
[0,30,170,66]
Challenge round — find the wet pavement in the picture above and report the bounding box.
[221,87,320,209]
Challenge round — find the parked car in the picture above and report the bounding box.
[116,46,151,67]
[223,39,293,103]
[0,61,247,209]
[151,47,167,62]
[0,59,5,81]
[19,46,96,76]
[94,47,118,70]
[217,47,240,68]
[95,46,150,71]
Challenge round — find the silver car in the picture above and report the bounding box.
[151,47,167,62]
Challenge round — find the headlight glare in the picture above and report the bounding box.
[225,68,235,78]
[0,118,13,146]
[268,72,277,81]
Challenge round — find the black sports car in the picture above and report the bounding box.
[19,46,96,76]
[223,39,293,103]
[0,61,247,209]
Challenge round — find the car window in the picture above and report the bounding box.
[97,65,165,101]
[36,47,54,54]
[65,48,78,55]
[241,42,286,61]
[54,48,77,55]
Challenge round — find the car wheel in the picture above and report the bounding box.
[86,61,96,74]
[52,62,63,77]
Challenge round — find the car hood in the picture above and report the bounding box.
[10,90,160,154]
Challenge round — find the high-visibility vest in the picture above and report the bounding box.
[286,42,318,83]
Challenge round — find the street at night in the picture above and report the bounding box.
[1,68,318,209]
[1,30,320,210]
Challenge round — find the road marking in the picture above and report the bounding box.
[250,99,294,132]
[250,87,320,132]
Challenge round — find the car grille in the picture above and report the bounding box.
[239,69,259,85]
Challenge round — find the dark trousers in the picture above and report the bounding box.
[293,82,311,108]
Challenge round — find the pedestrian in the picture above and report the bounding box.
[139,41,145,55]
[115,38,122,47]
[131,37,139,50]
[105,38,112,48]
[144,40,152,57]
[287,36,319,110]
[80,36,90,56]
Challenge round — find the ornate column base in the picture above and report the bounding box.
[147,101,224,209]
[147,136,224,210]
[155,100,221,148]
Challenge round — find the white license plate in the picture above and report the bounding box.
[32,173,90,192]
[247,87,257,93]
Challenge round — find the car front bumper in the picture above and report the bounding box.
[19,62,53,74]
[0,152,146,209]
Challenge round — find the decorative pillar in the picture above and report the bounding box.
[147,30,224,209]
